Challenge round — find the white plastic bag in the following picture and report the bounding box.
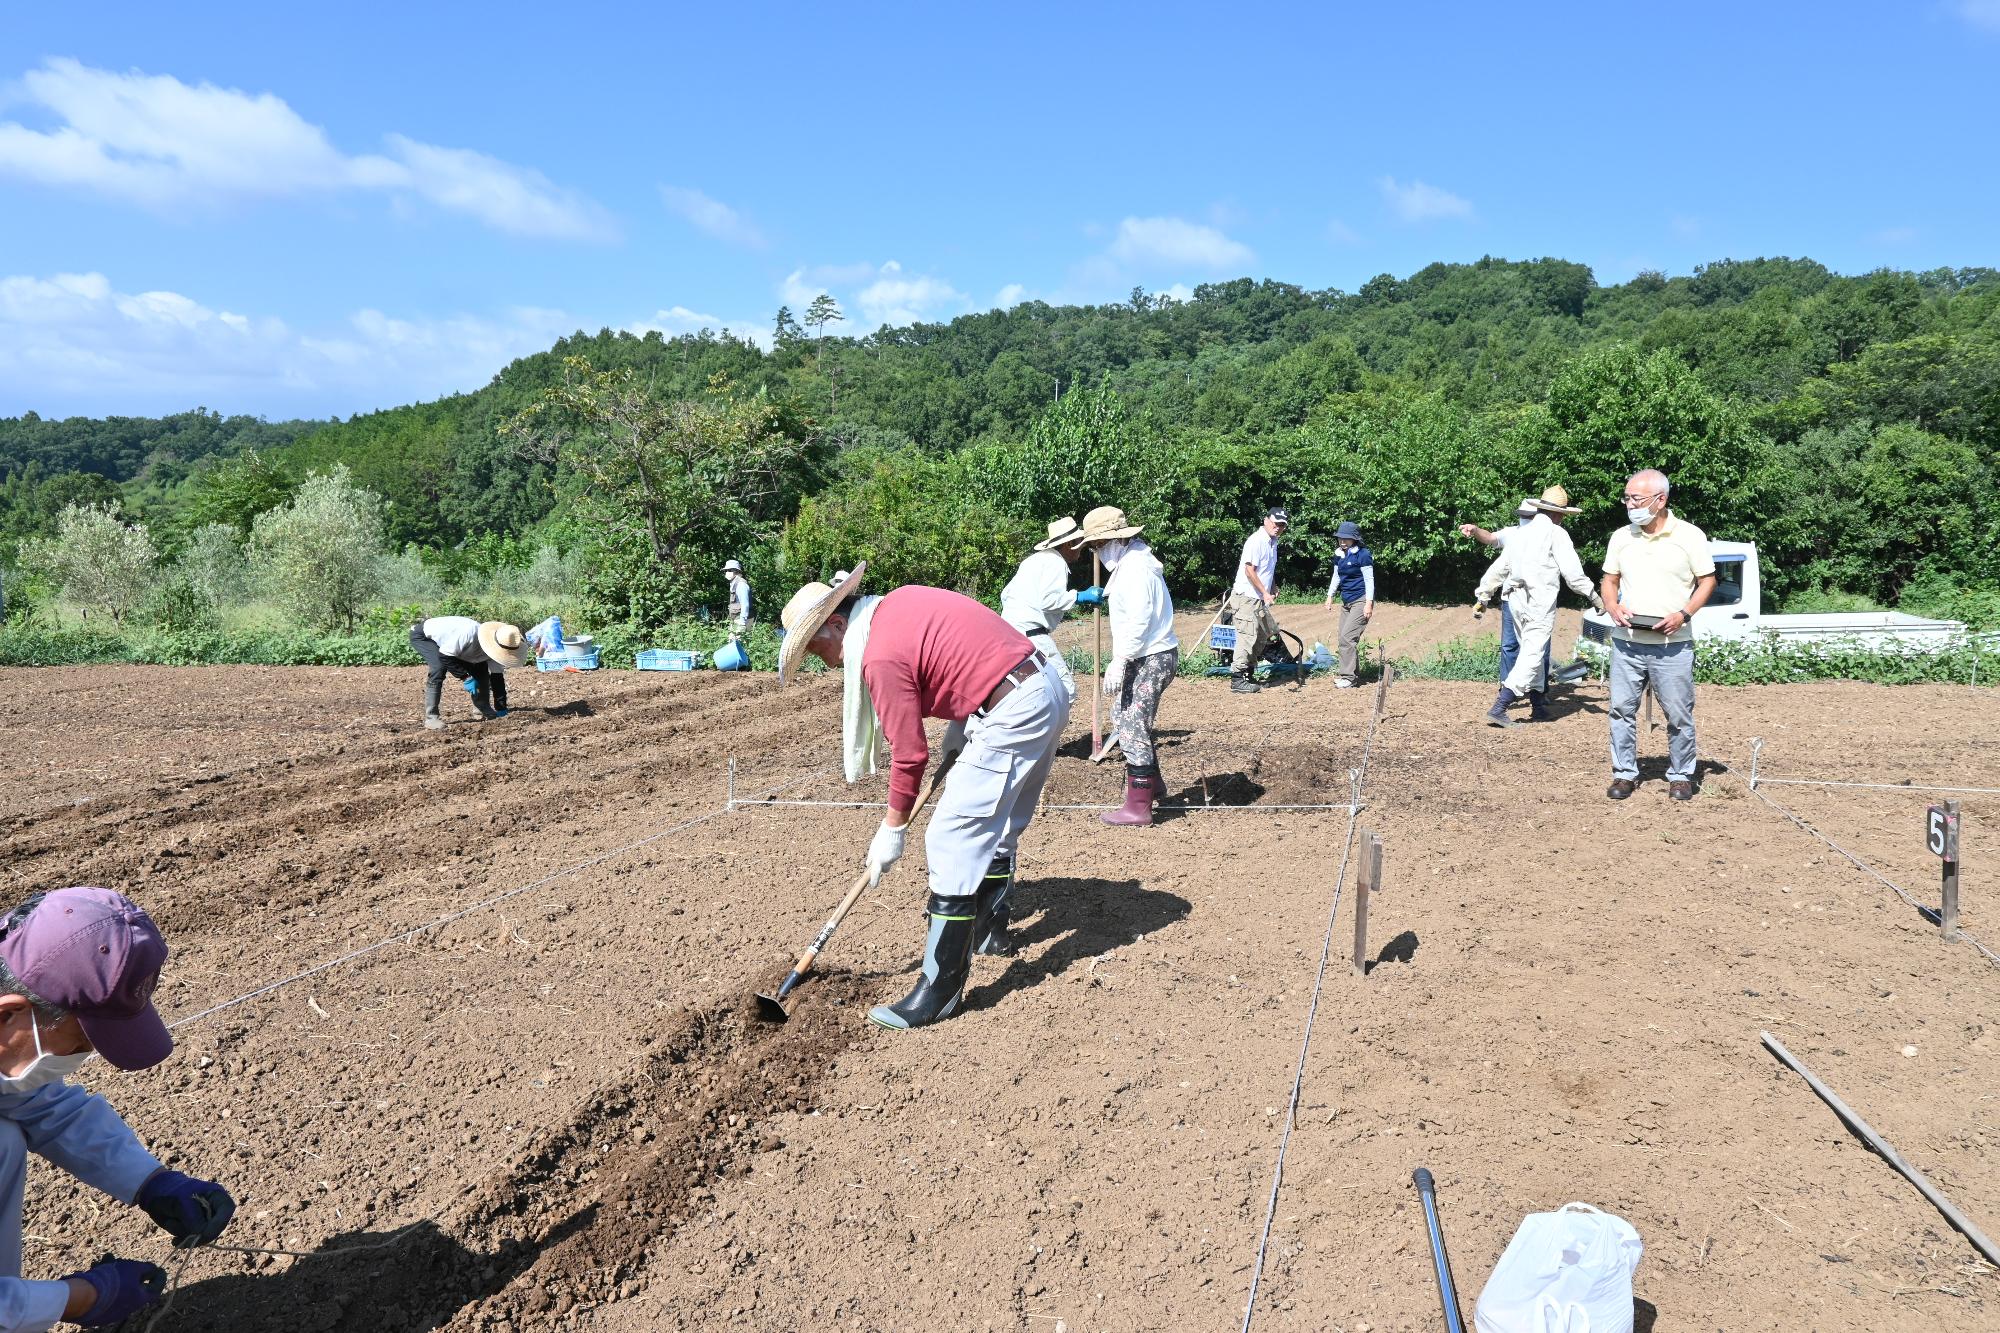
[1473,1203,1643,1333]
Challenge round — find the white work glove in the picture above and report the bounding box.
[1588,591,1606,614]
[1102,658,1127,695]
[939,719,966,765]
[865,820,906,887]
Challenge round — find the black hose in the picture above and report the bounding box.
[1412,1168,1467,1333]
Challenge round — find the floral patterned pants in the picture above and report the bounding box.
[1112,648,1178,768]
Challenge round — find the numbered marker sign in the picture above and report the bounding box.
[1926,805,1960,861]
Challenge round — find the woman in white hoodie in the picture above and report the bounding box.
[1077,505,1179,827]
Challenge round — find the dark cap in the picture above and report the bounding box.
[0,888,171,1071]
[1266,508,1290,526]
[1336,520,1363,541]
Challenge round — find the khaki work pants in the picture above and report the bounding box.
[1337,600,1369,683]
[1227,593,1276,673]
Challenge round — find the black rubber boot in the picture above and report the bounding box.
[869,892,976,1031]
[1230,671,1262,694]
[423,679,445,730]
[973,856,1017,957]
[470,673,501,721]
[1526,690,1552,722]
[1484,687,1518,727]
[489,672,511,718]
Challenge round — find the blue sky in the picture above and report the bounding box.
[2,1,1996,420]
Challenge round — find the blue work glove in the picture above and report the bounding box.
[1074,586,1105,608]
[64,1259,167,1326]
[138,1170,236,1247]
[463,677,479,694]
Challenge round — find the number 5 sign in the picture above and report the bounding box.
[1927,801,1961,942]
[1927,804,1960,860]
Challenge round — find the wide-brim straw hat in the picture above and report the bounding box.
[1033,516,1087,552]
[1527,483,1581,516]
[1077,504,1143,544]
[478,621,530,669]
[777,561,867,685]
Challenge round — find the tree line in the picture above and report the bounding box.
[3,254,1997,639]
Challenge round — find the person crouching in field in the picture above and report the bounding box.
[1078,506,1179,827]
[409,616,531,731]
[0,889,236,1330]
[779,563,1071,1029]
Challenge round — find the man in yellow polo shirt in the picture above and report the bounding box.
[1601,469,1716,802]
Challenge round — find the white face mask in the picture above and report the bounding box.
[1626,507,1656,527]
[1096,539,1131,568]
[0,1018,87,1096]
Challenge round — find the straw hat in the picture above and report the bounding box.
[478,621,529,669]
[777,561,867,685]
[1526,484,1581,516]
[1033,516,1087,551]
[1076,505,1143,543]
[722,558,744,574]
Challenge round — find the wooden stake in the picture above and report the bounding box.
[1761,1032,1999,1266]
[1091,550,1103,753]
[1352,832,1381,977]
[1941,799,1962,942]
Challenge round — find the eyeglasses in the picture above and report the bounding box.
[1621,493,1664,506]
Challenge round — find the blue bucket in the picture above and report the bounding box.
[713,640,749,671]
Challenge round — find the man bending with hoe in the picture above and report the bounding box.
[778,564,1072,1029]
[0,888,236,1331]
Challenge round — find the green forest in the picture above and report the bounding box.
[4,254,1998,655]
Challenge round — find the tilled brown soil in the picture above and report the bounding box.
[3,644,1997,1332]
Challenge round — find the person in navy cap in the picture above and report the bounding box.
[0,888,234,1331]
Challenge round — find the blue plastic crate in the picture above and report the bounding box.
[635,648,699,672]
[536,644,602,672]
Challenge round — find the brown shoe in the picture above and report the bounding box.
[1606,778,1636,800]
[1669,780,1695,802]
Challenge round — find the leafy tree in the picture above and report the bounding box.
[19,503,158,624]
[805,293,845,345]
[503,357,816,623]
[773,306,803,345]
[177,522,250,607]
[183,451,299,537]
[248,466,387,632]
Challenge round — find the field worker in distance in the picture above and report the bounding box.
[1226,508,1289,694]
[0,888,236,1331]
[1602,469,1715,801]
[1078,506,1179,827]
[409,616,530,731]
[1460,494,1551,699]
[999,517,1094,704]
[1321,520,1375,689]
[722,559,753,639]
[778,564,1072,1029]
[1476,488,1602,727]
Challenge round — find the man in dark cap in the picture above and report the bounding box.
[0,888,235,1330]
[1225,508,1289,694]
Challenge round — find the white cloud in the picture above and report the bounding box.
[1378,176,1474,223]
[777,261,968,330]
[626,304,771,348]
[1955,2,2000,33]
[1160,283,1196,304]
[1327,218,1362,245]
[994,283,1029,309]
[658,185,767,249]
[0,58,612,239]
[1107,216,1253,269]
[0,270,582,416]
[854,261,968,328]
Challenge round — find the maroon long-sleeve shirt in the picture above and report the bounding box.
[860,586,1034,813]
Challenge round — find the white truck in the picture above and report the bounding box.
[1575,540,1974,663]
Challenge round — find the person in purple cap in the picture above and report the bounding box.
[0,888,235,1331]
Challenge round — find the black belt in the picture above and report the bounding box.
[977,654,1042,716]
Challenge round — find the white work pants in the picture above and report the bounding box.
[1501,587,1558,696]
[1025,631,1077,705]
[927,661,1071,898]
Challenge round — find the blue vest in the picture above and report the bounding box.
[1333,545,1373,604]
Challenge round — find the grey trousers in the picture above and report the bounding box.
[928,661,1072,897]
[1337,600,1369,682]
[1608,638,1697,782]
